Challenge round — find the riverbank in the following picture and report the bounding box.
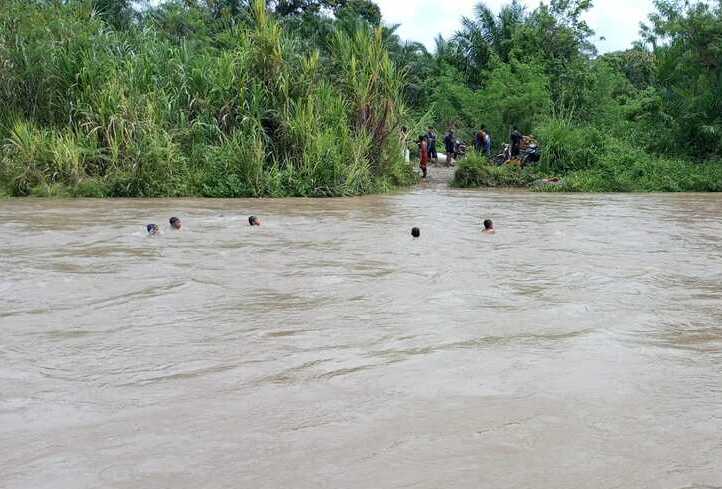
[452,152,722,193]
[0,171,417,199]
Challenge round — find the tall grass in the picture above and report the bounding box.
[0,0,415,197]
[535,118,722,192]
[453,117,722,192]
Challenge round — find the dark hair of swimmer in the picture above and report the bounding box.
[249,216,261,226]
[411,227,420,238]
[484,219,494,230]
[169,217,181,230]
[147,224,159,235]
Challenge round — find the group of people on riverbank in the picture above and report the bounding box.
[407,124,541,175]
[405,126,495,178]
[410,127,472,178]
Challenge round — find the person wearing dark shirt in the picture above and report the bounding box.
[426,127,438,162]
[475,129,484,152]
[482,127,492,157]
[510,127,523,157]
[444,130,455,165]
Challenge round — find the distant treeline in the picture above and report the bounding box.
[0,0,720,196]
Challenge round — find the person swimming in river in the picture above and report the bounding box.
[248,216,262,226]
[147,224,160,236]
[482,219,495,234]
[418,135,429,179]
[169,217,182,230]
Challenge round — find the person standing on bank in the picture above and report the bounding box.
[419,135,430,178]
[444,130,456,166]
[482,127,492,157]
[426,127,438,163]
[510,126,523,157]
[475,128,484,152]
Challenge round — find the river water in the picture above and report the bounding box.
[1,177,721,488]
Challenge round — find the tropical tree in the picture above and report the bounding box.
[335,0,381,26]
[639,0,722,157]
[451,1,526,85]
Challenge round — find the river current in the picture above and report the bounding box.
[1,177,721,488]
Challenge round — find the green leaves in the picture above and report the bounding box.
[0,0,411,197]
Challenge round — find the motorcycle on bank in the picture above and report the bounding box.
[493,136,542,167]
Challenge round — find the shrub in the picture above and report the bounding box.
[72,178,110,197]
[535,117,606,173]
[453,152,538,188]
[552,150,722,193]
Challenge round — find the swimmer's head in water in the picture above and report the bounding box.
[249,216,261,226]
[483,219,494,230]
[169,217,181,230]
[147,224,159,235]
[411,227,420,238]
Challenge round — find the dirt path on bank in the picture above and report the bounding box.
[417,162,455,189]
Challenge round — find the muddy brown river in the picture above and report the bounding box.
[1,178,721,488]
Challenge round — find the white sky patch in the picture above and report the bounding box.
[376,0,657,53]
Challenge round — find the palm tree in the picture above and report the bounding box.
[448,1,526,86]
[455,1,526,63]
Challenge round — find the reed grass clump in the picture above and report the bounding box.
[0,0,415,197]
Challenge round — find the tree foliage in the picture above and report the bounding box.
[637,0,722,156]
[0,0,720,196]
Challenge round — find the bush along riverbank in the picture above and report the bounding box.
[0,0,415,198]
[453,119,722,192]
[431,0,722,193]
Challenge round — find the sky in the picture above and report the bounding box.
[374,0,657,54]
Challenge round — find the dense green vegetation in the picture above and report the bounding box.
[428,0,722,191]
[0,0,413,197]
[0,0,720,196]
